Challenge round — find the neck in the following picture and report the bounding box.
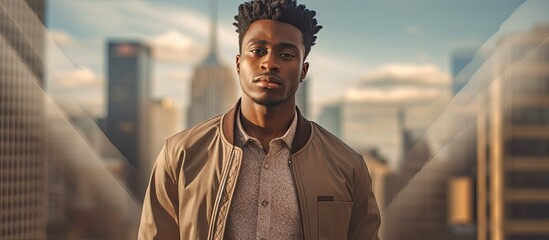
[240,98,295,145]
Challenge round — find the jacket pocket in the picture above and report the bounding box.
[317,201,353,240]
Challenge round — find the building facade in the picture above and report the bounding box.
[0,0,47,239]
[106,41,152,198]
[384,24,549,240]
[187,0,237,127]
[476,24,549,240]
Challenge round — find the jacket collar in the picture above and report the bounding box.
[222,99,311,154]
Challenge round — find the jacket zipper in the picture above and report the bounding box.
[288,157,307,239]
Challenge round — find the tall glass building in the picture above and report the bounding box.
[106,41,152,198]
[476,24,549,240]
[187,0,237,128]
[0,0,47,239]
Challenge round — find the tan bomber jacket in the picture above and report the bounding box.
[138,101,381,240]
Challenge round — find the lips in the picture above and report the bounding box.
[254,74,282,89]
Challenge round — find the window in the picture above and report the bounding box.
[507,139,549,156]
[510,107,549,124]
[507,171,549,188]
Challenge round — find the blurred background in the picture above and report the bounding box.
[1,0,548,239]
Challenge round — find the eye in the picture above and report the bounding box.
[250,48,267,55]
[280,52,295,60]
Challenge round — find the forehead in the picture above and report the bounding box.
[243,19,304,49]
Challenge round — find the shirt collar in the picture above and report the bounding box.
[236,107,298,149]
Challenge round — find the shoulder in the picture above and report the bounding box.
[164,115,223,155]
[309,122,363,161]
[292,122,366,172]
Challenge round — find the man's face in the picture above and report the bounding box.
[236,19,309,107]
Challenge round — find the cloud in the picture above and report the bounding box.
[359,63,450,88]
[137,5,238,54]
[347,63,451,103]
[308,51,366,77]
[147,30,207,63]
[55,1,238,54]
[141,4,239,56]
[52,67,104,90]
[46,27,105,75]
[346,87,447,103]
[52,0,240,68]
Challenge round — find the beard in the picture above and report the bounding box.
[251,96,282,107]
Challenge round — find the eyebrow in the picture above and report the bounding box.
[248,39,300,51]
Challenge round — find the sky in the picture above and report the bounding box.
[44,0,548,119]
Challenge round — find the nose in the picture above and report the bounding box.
[260,52,280,72]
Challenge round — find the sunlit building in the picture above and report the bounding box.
[360,150,389,240]
[389,23,549,240]
[106,41,152,198]
[0,0,47,239]
[384,113,444,240]
[340,68,451,168]
[385,111,432,199]
[476,24,549,240]
[385,24,549,240]
[187,0,237,128]
[148,98,180,177]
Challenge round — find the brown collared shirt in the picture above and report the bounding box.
[224,109,302,240]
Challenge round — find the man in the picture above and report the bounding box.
[138,0,381,239]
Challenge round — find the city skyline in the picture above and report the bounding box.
[44,0,549,119]
[2,0,548,239]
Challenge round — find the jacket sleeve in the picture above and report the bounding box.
[348,157,381,240]
[138,143,180,240]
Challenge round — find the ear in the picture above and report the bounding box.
[235,54,241,74]
[301,62,309,82]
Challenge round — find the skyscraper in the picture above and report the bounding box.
[0,0,47,239]
[187,0,237,127]
[384,24,549,240]
[476,24,549,240]
[106,41,152,198]
[340,69,450,168]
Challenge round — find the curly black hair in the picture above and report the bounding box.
[233,0,322,60]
